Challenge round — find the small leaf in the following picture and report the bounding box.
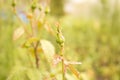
[27,37,39,44]
[38,5,42,11]
[11,0,16,7]
[22,37,39,48]
[45,7,50,14]
[13,27,24,41]
[40,39,55,61]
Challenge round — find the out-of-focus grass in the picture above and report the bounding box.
[60,15,120,80]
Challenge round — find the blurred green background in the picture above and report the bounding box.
[0,0,120,80]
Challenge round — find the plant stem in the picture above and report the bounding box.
[62,58,65,80]
[34,41,40,68]
[56,22,65,80]
[61,46,65,80]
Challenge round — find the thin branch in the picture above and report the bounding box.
[61,46,65,80]
[34,41,40,68]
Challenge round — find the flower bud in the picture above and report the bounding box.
[31,2,36,12]
[45,7,50,14]
[56,23,65,47]
[12,0,16,7]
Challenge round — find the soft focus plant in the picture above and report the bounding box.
[7,0,81,80]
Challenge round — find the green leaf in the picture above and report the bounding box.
[40,39,55,61]
[22,37,39,48]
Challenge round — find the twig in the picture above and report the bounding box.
[56,22,65,80]
[61,46,65,80]
[34,41,40,68]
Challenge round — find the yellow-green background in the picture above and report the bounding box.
[0,0,120,80]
